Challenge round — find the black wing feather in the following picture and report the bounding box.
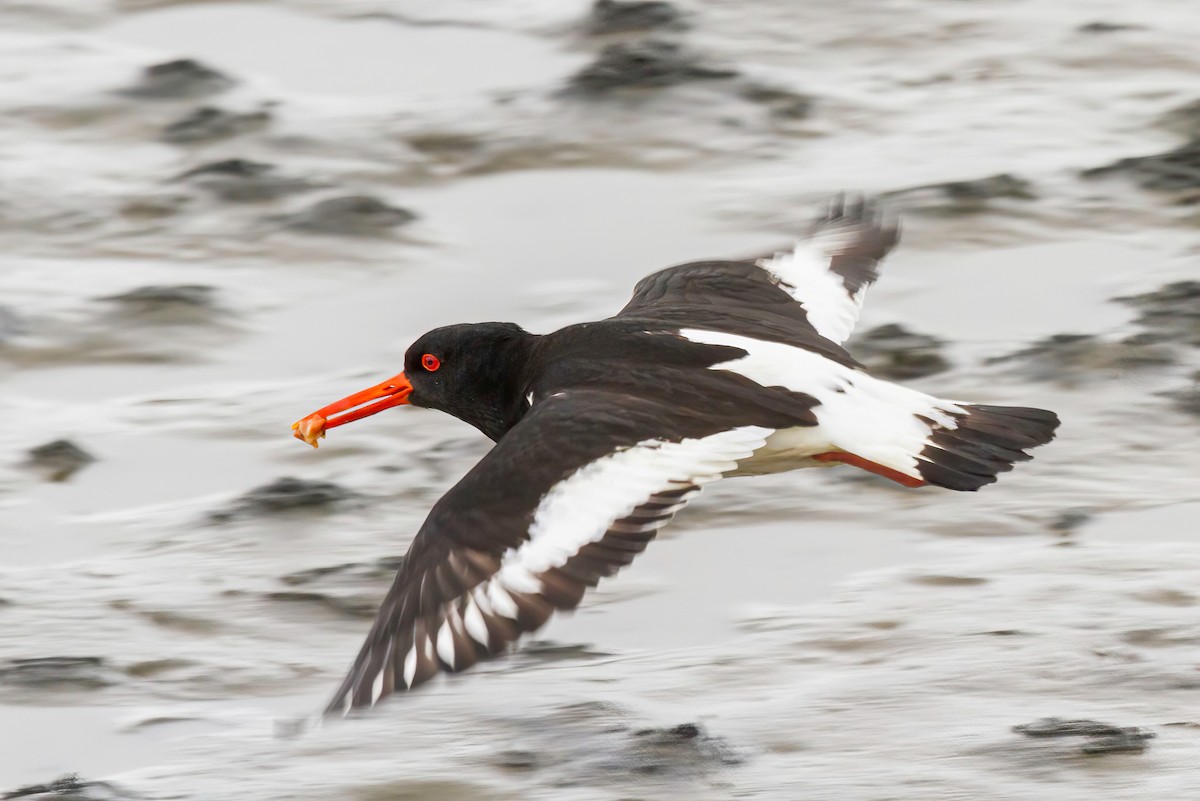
[324,392,762,714]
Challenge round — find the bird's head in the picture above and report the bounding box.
[292,322,534,447]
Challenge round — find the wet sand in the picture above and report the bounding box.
[2,0,1199,797]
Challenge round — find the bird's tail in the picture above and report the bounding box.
[911,403,1060,490]
[812,376,1060,491]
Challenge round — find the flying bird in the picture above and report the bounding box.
[292,197,1059,715]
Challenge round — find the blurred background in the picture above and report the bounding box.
[1,0,1198,798]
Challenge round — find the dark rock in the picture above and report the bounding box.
[908,575,987,587]
[935,173,1035,201]
[270,557,403,616]
[586,0,687,35]
[280,556,405,586]
[1161,99,1200,140]
[118,195,189,220]
[1049,509,1092,533]
[1121,627,1200,647]
[849,323,950,380]
[1,774,133,800]
[119,58,234,100]
[108,600,221,635]
[177,158,270,180]
[123,659,193,678]
[493,749,541,769]
[0,657,113,689]
[1013,717,1155,755]
[516,640,610,663]
[501,703,745,786]
[1115,281,1200,346]
[739,84,814,119]
[101,285,216,310]
[270,556,405,618]
[885,173,1035,211]
[405,133,482,160]
[281,195,416,237]
[161,106,271,145]
[175,159,316,202]
[1162,371,1200,416]
[264,590,378,618]
[1077,21,1142,34]
[1079,733,1156,755]
[25,440,96,482]
[96,285,223,328]
[618,721,744,773]
[1014,718,1131,738]
[986,333,1176,383]
[0,305,24,343]
[209,476,354,522]
[568,40,737,95]
[631,723,702,740]
[1081,138,1200,193]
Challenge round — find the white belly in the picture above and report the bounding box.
[728,426,838,477]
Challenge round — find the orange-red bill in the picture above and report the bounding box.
[292,371,413,448]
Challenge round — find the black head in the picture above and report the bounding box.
[403,322,537,436]
[292,322,538,447]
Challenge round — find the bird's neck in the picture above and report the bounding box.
[463,330,540,442]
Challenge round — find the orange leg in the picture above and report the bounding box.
[813,451,926,488]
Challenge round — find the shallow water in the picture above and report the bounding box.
[2,0,1199,797]
[103,4,584,98]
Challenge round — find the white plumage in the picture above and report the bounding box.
[756,217,880,344]
[680,328,964,480]
[493,426,773,594]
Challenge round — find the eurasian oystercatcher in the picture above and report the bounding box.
[292,198,1059,714]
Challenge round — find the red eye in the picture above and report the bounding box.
[421,353,440,372]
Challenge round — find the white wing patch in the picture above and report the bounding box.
[758,205,894,345]
[758,244,863,344]
[680,329,963,480]
[493,426,772,594]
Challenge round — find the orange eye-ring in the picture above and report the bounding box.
[421,354,440,372]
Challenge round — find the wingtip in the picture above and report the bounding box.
[806,193,901,266]
[810,192,897,235]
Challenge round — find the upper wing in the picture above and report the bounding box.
[324,391,771,714]
[618,196,898,349]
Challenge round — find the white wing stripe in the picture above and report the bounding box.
[372,664,385,704]
[493,427,772,592]
[487,582,519,619]
[403,629,418,688]
[759,244,860,343]
[756,205,893,345]
[463,596,490,647]
[435,618,456,667]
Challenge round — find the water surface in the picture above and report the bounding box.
[2,0,1199,797]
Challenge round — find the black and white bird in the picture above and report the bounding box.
[292,197,1059,715]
